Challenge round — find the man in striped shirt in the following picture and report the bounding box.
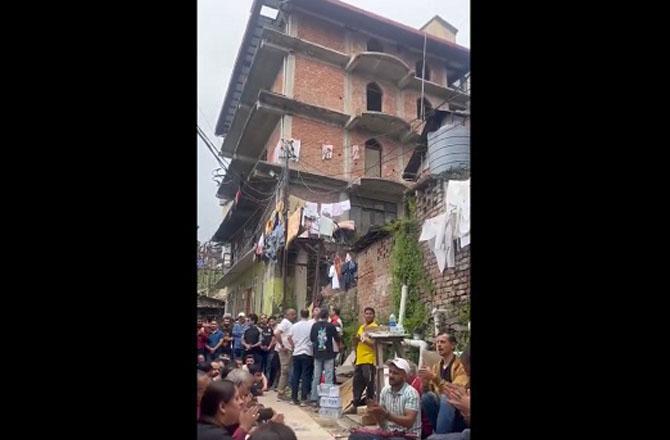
[366,358,422,438]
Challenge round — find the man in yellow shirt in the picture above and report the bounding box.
[346,306,378,413]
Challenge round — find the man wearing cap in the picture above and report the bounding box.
[232,312,249,361]
[365,358,421,438]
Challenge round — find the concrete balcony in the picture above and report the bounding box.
[345,111,416,143]
[345,52,412,84]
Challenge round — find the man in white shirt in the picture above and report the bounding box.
[287,309,314,405]
[274,308,296,399]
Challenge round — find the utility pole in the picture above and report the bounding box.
[281,139,292,306]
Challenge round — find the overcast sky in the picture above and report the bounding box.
[197,0,470,243]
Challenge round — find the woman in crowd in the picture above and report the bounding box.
[197,380,261,440]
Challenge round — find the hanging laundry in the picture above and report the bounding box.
[331,199,351,216]
[264,222,285,261]
[335,220,355,231]
[419,212,452,273]
[322,144,333,160]
[288,195,306,215]
[255,233,265,256]
[341,253,358,290]
[445,179,470,248]
[328,264,340,290]
[419,179,469,272]
[304,202,319,218]
[319,216,335,237]
[320,203,334,218]
[352,145,360,161]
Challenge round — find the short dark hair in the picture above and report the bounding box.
[220,366,233,380]
[437,332,458,345]
[199,380,237,420]
[248,313,259,324]
[248,421,298,440]
[364,307,375,315]
[197,362,212,373]
[245,355,255,362]
[332,307,340,316]
[319,308,329,320]
[249,364,262,375]
[299,309,310,318]
[269,316,277,321]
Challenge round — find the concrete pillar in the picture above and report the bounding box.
[295,248,308,311]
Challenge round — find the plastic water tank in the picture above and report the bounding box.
[427,122,470,176]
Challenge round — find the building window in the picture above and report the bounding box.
[364,138,382,178]
[367,38,383,52]
[415,60,431,81]
[416,97,433,120]
[366,83,382,112]
[350,195,398,234]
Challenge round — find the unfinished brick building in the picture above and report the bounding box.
[210,0,470,323]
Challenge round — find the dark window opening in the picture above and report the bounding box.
[367,38,383,52]
[365,138,382,178]
[366,83,382,112]
[415,60,431,81]
[416,98,433,120]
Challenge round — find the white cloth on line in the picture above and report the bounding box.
[320,203,334,217]
[419,179,470,273]
[319,216,335,237]
[445,178,470,248]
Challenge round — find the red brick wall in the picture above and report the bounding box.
[355,235,394,322]
[293,55,345,113]
[264,121,281,162]
[271,69,283,94]
[291,116,345,176]
[295,11,346,52]
[350,75,398,116]
[405,92,444,122]
[348,129,411,180]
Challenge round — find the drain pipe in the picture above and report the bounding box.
[398,284,408,327]
[431,307,450,337]
[402,338,429,367]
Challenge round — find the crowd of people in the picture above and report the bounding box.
[197,305,470,440]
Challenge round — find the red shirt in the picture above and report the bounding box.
[197,329,209,349]
[410,375,433,437]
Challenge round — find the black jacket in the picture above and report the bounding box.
[197,421,233,440]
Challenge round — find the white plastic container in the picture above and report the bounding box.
[317,384,340,397]
[319,396,342,408]
[319,407,343,419]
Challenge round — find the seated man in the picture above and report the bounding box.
[350,358,421,439]
[428,343,471,440]
[419,333,469,436]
